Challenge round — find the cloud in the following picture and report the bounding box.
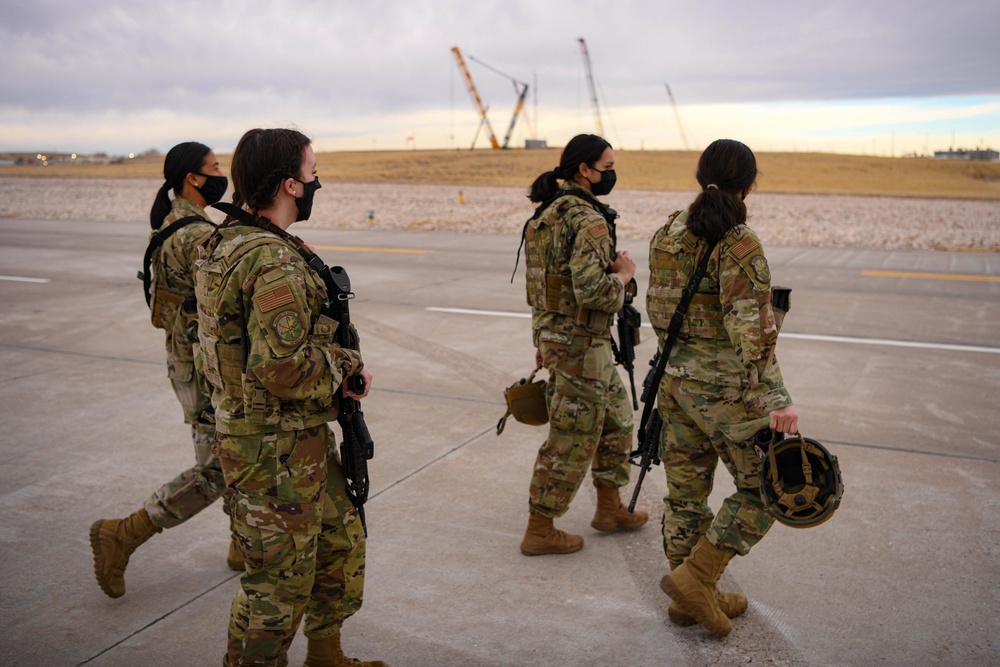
[1,0,998,153]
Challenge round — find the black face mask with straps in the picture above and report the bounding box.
[292,177,322,221]
[195,173,229,205]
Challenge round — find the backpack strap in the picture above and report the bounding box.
[139,214,215,306]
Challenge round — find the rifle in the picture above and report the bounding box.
[626,240,718,513]
[211,202,375,534]
[311,259,375,536]
[611,282,642,410]
[627,353,663,512]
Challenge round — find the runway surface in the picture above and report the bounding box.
[1,216,998,666]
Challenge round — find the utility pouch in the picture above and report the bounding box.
[150,284,185,331]
[496,365,548,435]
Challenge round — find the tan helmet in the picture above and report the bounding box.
[758,432,843,528]
[496,366,548,435]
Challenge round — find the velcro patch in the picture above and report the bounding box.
[586,222,609,239]
[271,310,306,347]
[256,285,294,312]
[730,236,757,259]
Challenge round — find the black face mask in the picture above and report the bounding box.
[590,168,617,196]
[293,177,322,222]
[196,173,228,205]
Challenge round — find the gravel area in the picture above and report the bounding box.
[2,177,998,251]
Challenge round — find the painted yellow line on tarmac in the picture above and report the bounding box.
[312,244,428,254]
[862,270,1000,283]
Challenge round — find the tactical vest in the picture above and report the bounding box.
[194,227,336,429]
[523,193,615,336]
[144,215,214,331]
[647,211,729,341]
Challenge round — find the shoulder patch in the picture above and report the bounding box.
[270,310,306,347]
[730,236,757,259]
[256,284,294,312]
[749,254,770,284]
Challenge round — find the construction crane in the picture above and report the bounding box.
[664,83,690,150]
[451,46,501,150]
[467,54,529,150]
[578,38,604,137]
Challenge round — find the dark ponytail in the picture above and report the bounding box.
[685,139,758,244]
[149,141,211,229]
[528,133,611,203]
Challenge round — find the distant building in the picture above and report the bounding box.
[524,139,548,149]
[933,148,999,162]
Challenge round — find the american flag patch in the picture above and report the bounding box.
[730,236,757,259]
[256,285,294,312]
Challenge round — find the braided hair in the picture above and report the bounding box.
[229,128,311,218]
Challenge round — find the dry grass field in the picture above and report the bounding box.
[3,149,999,200]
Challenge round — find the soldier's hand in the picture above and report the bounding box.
[769,405,798,435]
[609,251,636,284]
[535,349,543,369]
[343,367,373,400]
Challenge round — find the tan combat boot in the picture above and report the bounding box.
[590,482,649,532]
[666,561,748,627]
[303,630,388,667]
[660,537,736,637]
[519,512,584,556]
[89,507,162,598]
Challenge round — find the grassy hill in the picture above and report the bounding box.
[3,149,998,200]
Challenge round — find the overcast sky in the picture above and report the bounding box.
[2,0,998,156]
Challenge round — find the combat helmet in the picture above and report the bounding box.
[757,432,843,528]
[496,366,548,435]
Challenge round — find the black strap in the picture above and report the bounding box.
[636,240,718,443]
[210,202,355,331]
[140,214,214,307]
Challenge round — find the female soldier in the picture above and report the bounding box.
[90,142,238,600]
[194,129,384,667]
[649,139,798,637]
[519,133,648,557]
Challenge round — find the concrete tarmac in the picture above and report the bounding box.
[1,216,998,666]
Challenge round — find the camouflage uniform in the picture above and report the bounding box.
[524,184,632,518]
[195,220,366,667]
[145,197,230,529]
[647,210,792,566]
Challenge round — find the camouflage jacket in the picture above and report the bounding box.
[524,183,625,342]
[150,198,216,380]
[647,210,791,417]
[194,223,364,436]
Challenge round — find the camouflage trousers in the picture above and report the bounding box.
[658,376,775,566]
[529,333,633,518]
[216,424,366,667]
[144,373,230,529]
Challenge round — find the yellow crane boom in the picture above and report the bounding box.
[467,54,529,150]
[451,46,501,150]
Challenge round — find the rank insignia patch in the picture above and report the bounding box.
[272,310,305,347]
[256,285,294,312]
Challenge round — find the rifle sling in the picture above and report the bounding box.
[636,240,718,441]
[210,202,354,344]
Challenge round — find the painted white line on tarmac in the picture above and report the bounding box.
[0,275,50,283]
[426,306,1000,355]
